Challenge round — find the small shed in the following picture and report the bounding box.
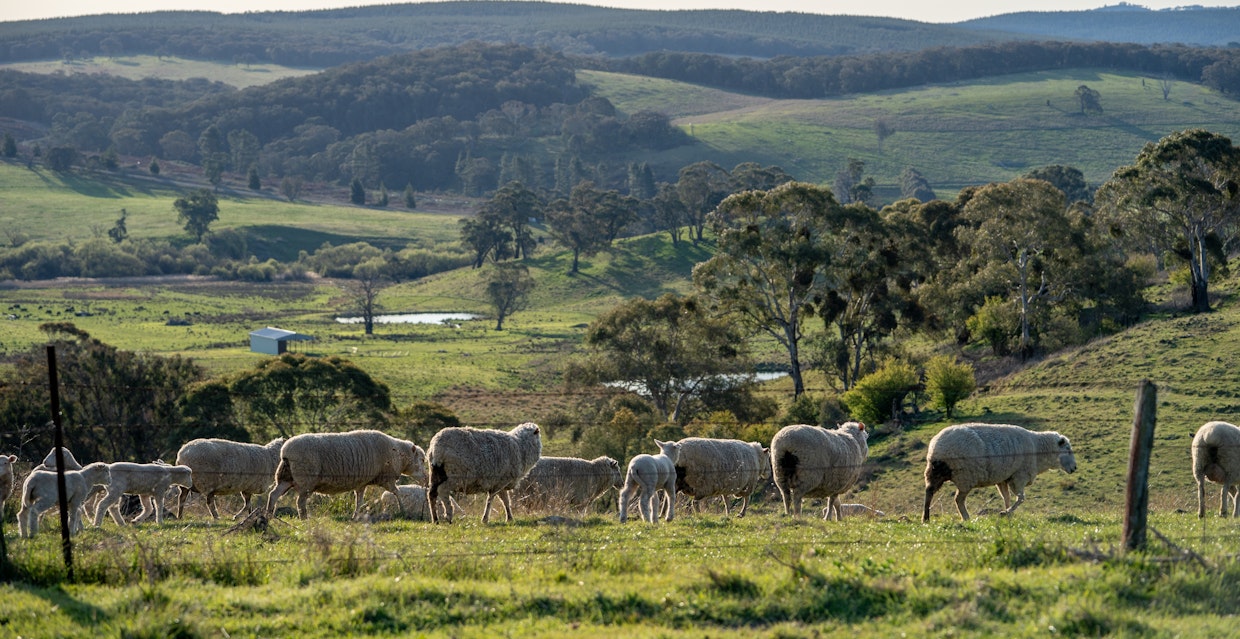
[249,327,313,355]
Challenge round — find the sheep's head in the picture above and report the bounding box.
[654,439,681,464]
[401,443,429,480]
[605,457,622,488]
[1057,435,1077,474]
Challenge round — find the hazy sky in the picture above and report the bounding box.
[1,0,1237,25]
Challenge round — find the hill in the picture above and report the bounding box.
[959,4,1240,46]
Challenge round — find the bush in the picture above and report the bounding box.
[924,355,975,418]
[841,358,919,425]
[966,296,1020,356]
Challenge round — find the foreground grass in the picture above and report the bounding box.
[1,508,1237,637]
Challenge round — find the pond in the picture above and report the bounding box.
[335,312,480,325]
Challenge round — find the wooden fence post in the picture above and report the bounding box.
[1124,380,1157,552]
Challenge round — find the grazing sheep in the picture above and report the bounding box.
[373,485,434,521]
[1,453,16,504]
[175,437,286,519]
[94,462,195,526]
[771,422,869,519]
[515,456,623,515]
[34,447,82,471]
[1192,421,1240,518]
[673,438,770,517]
[427,423,542,524]
[619,440,681,524]
[922,423,1077,523]
[17,462,111,538]
[266,430,426,520]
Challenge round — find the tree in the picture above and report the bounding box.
[377,184,390,208]
[840,358,918,425]
[480,182,543,260]
[247,166,262,191]
[1096,129,1240,313]
[107,209,128,244]
[677,161,730,243]
[350,177,366,205]
[899,167,936,202]
[3,132,17,158]
[351,258,387,336]
[1075,85,1102,114]
[874,118,895,153]
[460,212,513,268]
[546,181,612,274]
[45,145,78,172]
[924,355,976,418]
[227,353,392,440]
[693,181,844,397]
[579,293,749,421]
[651,182,687,246]
[148,157,160,175]
[174,188,220,243]
[281,176,303,202]
[403,183,417,209]
[1159,73,1174,101]
[227,129,260,174]
[485,262,535,330]
[1023,165,1092,205]
[833,157,875,205]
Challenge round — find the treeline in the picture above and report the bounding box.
[601,40,1240,98]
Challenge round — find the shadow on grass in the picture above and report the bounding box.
[11,582,109,625]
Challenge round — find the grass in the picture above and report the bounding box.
[0,55,318,88]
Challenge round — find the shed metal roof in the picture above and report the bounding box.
[249,327,314,341]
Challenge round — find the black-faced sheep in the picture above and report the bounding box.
[17,462,111,538]
[266,429,427,520]
[922,422,1076,523]
[515,456,622,516]
[673,438,770,517]
[175,437,286,519]
[619,440,681,524]
[770,422,869,519]
[427,423,542,524]
[1192,420,1240,518]
[93,462,194,526]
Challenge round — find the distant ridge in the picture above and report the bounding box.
[958,5,1240,46]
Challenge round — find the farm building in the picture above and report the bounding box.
[249,327,313,355]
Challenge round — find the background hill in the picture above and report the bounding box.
[959,4,1240,46]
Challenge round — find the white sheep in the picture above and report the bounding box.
[619,440,681,524]
[373,485,434,521]
[34,447,82,471]
[0,453,16,504]
[17,462,111,538]
[266,429,426,520]
[515,456,622,515]
[922,422,1077,522]
[672,438,770,517]
[427,423,542,524]
[770,422,869,519]
[175,437,286,520]
[94,462,195,526]
[1192,420,1240,518]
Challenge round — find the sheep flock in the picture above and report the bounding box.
[2,416,1234,537]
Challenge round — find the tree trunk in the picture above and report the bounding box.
[1191,236,1211,313]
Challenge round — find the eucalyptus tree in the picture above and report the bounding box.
[485,261,535,331]
[547,181,628,273]
[480,181,543,260]
[693,181,846,397]
[1096,129,1240,313]
[677,161,730,243]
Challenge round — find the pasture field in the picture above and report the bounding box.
[0,55,319,88]
[1,504,1237,637]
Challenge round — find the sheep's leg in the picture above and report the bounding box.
[266,480,294,517]
[351,488,368,520]
[789,487,803,517]
[482,493,495,523]
[776,481,793,516]
[736,495,749,518]
[95,490,124,527]
[1004,485,1028,516]
[826,496,840,521]
[1231,486,1239,518]
[498,490,515,522]
[176,486,191,519]
[1198,479,1207,518]
[231,494,251,520]
[1223,483,1234,518]
[638,488,654,524]
[296,491,310,520]
[663,486,675,523]
[133,495,154,523]
[953,488,971,522]
[997,483,1013,511]
[440,490,456,524]
[18,500,40,538]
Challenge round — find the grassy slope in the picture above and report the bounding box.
[0,55,318,88]
[583,68,1240,196]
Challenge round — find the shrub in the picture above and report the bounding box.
[841,358,919,425]
[923,355,975,418]
[966,295,1020,356]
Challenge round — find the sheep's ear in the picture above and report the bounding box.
[858,422,866,431]
[654,439,664,447]
[609,459,620,470]
[1058,436,1068,447]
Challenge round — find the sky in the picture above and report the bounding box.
[1,0,1237,25]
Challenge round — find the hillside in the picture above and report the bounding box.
[959,5,1240,46]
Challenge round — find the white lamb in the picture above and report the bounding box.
[17,462,111,538]
[770,422,869,519]
[515,456,623,515]
[427,423,542,524]
[373,485,434,521]
[619,440,681,524]
[1192,420,1240,518]
[266,429,426,520]
[175,437,286,520]
[0,453,16,504]
[672,438,770,517]
[94,462,194,526]
[922,422,1077,523]
[34,447,82,471]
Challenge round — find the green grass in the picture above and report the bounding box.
[583,68,1240,196]
[0,55,318,88]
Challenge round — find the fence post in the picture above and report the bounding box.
[1124,380,1157,552]
[47,345,74,581]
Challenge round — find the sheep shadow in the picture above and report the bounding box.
[9,582,109,626]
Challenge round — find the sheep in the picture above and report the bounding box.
[17,462,111,538]
[770,422,869,519]
[174,437,286,520]
[93,462,195,526]
[515,456,622,515]
[427,422,542,524]
[372,485,434,521]
[922,423,1077,523]
[1192,420,1240,518]
[0,453,16,504]
[619,440,681,524]
[34,447,82,471]
[266,429,426,520]
[672,438,770,517]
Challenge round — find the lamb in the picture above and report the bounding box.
[427,422,542,524]
[373,485,434,521]
[175,437,286,520]
[0,453,16,504]
[672,438,770,517]
[619,440,681,524]
[94,462,195,526]
[922,422,1077,523]
[34,447,82,471]
[266,429,426,520]
[770,422,869,519]
[1192,420,1240,518]
[515,456,622,515]
[17,462,111,537]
